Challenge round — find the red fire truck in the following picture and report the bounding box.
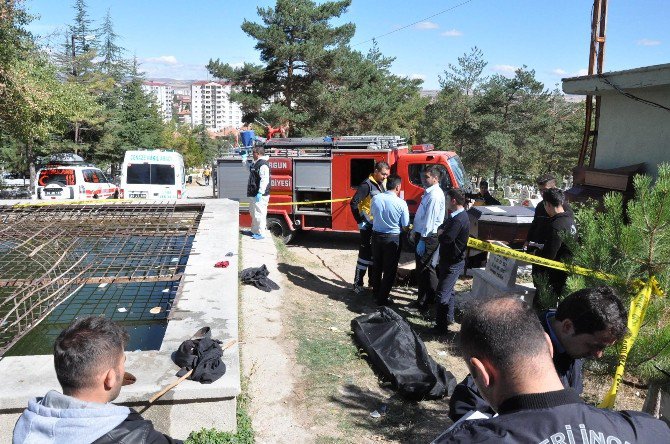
[215,135,468,242]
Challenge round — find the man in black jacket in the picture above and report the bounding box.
[349,161,389,295]
[448,286,628,421]
[433,188,470,334]
[434,297,669,443]
[526,174,573,306]
[13,316,181,444]
[538,187,577,299]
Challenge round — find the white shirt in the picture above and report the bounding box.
[413,183,445,238]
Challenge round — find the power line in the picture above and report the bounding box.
[213,0,476,85]
[600,75,670,113]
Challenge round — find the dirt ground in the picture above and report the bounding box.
[244,230,645,443]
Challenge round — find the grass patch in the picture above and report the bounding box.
[185,234,255,444]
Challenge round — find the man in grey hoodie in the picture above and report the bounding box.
[13,316,181,444]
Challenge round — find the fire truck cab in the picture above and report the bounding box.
[216,135,468,242]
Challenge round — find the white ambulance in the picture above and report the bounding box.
[34,154,118,201]
[119,150,187,199]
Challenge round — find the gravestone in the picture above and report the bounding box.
[466,241,535,305]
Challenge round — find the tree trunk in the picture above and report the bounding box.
[27,141,36,192]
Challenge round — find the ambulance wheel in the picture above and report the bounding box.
[267,217,293,244]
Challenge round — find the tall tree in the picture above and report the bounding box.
[96,62,165,171]
[207,0,355,135]
[98,8,127,81]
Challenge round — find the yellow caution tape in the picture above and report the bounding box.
[599,277,664,408]
[239,197,351,207]
[466,238,617,281]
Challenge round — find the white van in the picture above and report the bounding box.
[120,150,186,199]
[35,164,118,201]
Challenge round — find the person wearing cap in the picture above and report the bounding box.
[525,174,572,306]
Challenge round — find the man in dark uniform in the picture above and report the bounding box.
[449,286,628,421]
[468,180,501,205]
[432,188,470,334]
[538,187,577,300]
[526,174,573,304]
[349,161,389,295]
[434,297,669,443]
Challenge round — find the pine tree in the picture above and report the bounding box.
[569,165,670,382]
[207,0,355,134]
[98,8,128,81]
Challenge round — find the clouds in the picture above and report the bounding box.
[415,21,439,30]
[637,38,661,46]
[139,55,209,79]
[414,21,463,37]
[551,68,567,76]
[491,64,518,77]
[143,55,178,65]
[409,73,427,81]
[441,29,463,37]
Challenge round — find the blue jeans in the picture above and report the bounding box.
[435,260,465,329]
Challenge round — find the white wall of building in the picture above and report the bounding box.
[141,82,174,122]
[190,81,244,130]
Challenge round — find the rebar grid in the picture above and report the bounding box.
[0,202,204,356]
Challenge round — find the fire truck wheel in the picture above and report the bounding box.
[267,217,294,244]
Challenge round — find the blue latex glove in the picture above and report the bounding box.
[416,239,426,256]
[358,221,368,230]
[255,192,262,203]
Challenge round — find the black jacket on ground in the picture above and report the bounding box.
[438,210,470,265]
[448,310,583,422]
[436,389,670,443]
[92,410,182,444]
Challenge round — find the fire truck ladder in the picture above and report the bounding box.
[578,0,608,168]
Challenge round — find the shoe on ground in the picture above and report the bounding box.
[353,285,366,295]
[252,234,265,240]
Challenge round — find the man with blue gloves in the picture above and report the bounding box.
[350,161,389,295]
[247,146,271,240]
[411,165,445,310]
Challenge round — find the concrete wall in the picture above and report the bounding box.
[0,199,241,442]
[593,87,670,177]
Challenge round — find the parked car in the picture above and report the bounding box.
[34,164,118,200]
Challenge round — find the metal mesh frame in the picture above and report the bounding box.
[0,202,203,356]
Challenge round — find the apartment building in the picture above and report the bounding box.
[191,81,243,131]
[141,81,174,122]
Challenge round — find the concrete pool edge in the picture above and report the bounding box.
[0,198,241,440]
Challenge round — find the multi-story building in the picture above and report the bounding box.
[191,81,244,131]
[141,81,174,122]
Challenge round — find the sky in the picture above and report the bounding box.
[24,0,670,91]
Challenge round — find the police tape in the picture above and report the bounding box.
[599,277,663,408]
[466,238,617,281]
[238,197,351,207]
[466,237,665,408]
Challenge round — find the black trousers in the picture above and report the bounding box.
[371,232,401,304]
[415,234,440,306]
[354,227,373,286]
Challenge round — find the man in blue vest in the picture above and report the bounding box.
[247,146,271,240]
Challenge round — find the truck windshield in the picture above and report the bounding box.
[448,156,467,189]
[127,164,175,185]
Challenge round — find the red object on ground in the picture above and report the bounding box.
[214,261,230,268]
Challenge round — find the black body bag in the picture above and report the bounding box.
[351,307,456,400]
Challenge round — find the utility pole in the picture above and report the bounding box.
[578,0,608,168]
